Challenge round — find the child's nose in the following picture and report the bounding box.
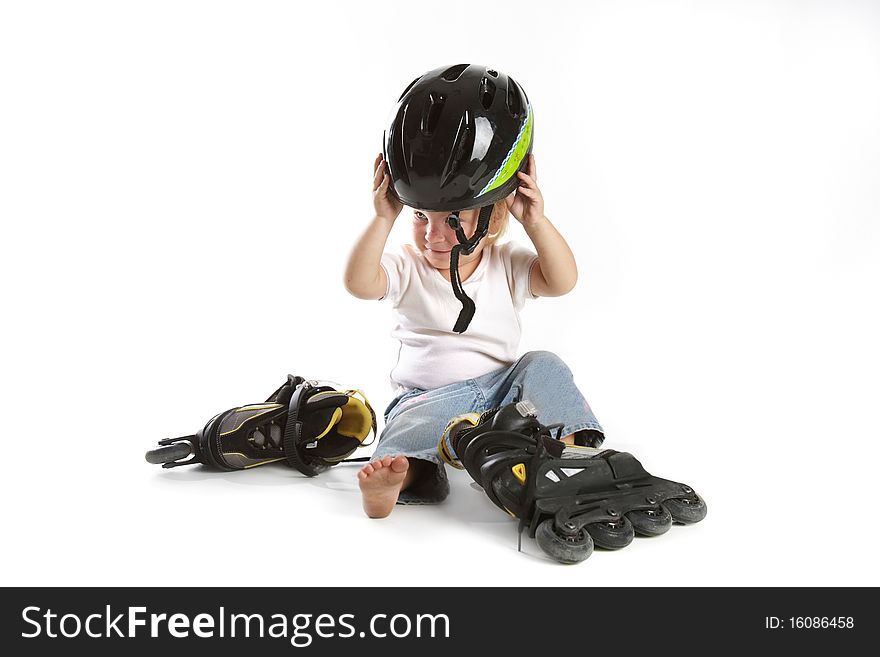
[426,219,451,241]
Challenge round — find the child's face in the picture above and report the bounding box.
[411,208,487,270]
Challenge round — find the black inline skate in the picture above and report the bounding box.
[438,400,707,564]
[146,375,376,476]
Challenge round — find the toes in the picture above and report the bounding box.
[360,457,406,479]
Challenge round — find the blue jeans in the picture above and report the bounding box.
[373,351,604,504]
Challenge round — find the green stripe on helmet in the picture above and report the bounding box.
[480,107,534,197]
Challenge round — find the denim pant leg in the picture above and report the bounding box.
[372,380,481,504]
[476,350,604,444]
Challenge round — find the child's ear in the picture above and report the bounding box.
[491,201,508,226]
[485,201,509,240]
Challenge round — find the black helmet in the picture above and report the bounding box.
[384,64,533,212]
[383,64,534,333]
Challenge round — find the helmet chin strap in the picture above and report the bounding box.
[447,204,493,333]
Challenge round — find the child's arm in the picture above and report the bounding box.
[507,155,578,297]
[343,154,403,300]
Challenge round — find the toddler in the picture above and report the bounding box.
[343,65,603,518]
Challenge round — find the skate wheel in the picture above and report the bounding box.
[145,443,192,465]
[535,519,594,564]
[665,495,707,524]
[586,516,635,550]
[626,506,673,536]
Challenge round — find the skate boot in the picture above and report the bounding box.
[146,375,376,477]
[438,400,707,564]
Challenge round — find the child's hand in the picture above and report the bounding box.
[505,154,545,228]
[373,153,403,222]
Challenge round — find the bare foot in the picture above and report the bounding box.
[357,455,409,519]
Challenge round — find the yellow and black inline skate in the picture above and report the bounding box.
[146,375,376,477]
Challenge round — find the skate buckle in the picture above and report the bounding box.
[514,400,538,418]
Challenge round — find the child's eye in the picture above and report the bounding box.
[414,212,428,222]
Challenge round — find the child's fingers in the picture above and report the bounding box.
[374,154,387,178]
[517,176,540,198]
[373,163,385,189]
[517,171,536,187]
[529,153,537,179]
[374,174,391,196]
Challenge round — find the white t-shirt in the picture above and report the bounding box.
[380,241,539,391]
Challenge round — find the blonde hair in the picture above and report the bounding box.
[482,200,510,246]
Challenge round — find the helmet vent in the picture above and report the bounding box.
[440,64,469,82]
[440,111,473,188]
[506,78,523,117]
[487,69,498,78]
[479,77,496,110]
[421,92,446,136]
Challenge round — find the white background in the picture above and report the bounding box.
[1,0,878,587]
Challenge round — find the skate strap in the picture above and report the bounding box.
[282,381,313,474]
[606,451,648,481]
[265,374,307,405]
